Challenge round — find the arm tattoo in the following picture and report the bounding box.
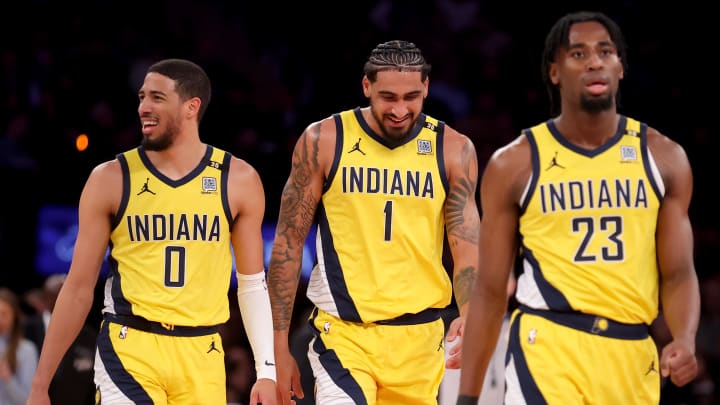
[269,126,321,331]
[446,141,478,244]
[453,265,475,308]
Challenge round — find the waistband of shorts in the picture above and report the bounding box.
[103,313,219,337]
[518,305,649,340]
[374,308,442,326]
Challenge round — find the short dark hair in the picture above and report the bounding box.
[147,58,212,122]
[541,11,628,116]
[363,40,432,82]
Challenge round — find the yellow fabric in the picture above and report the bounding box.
[107,145,233,326]
[309,309,445,405]
[309,108,451,323]
[94,321,226,404]
[518,116,661,324]
[506,310,660,404]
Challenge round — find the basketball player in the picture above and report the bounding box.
[267,40,481,405]
[27,59,277,405]
[458,11,700,404]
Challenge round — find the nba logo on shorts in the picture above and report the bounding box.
[202,177,217,193]
[417,140,432,155]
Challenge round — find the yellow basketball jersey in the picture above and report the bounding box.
[517,116,663,324]
[307,108,451,323]
[106,145,234,326]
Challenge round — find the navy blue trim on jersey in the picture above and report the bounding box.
[111,152,134,316]
[507,312,548,404]
[220,151,233,226]
[520,243,572,311]
[519,305,649,340]
[137,144,213,187]
[324,113,344,193]
[520,128,541,215]
[113,153,131,230]
[309,308,368,405]
[638,122,664,202]
[375,307,441,325]
[546,116,627,157]
[435,121,449,194]
[353,107,426,149]
[316,203,362,322]
[104,313,219,337]
[97,320,154,403]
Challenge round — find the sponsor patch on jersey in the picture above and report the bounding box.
[202,176,217,193]
[417,139,432,154]
[620,145,637,162]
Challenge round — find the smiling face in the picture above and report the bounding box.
[362,69,428,146]
[550,20,624,114]
[137,72,196,151]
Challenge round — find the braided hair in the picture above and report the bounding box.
[363,40,432,82]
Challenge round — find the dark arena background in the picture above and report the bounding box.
[1,1,717,404]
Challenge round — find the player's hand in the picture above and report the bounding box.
[660,338,698,387]
[445,316,465,369]
[250,378,278,405]
[275,347,303,405]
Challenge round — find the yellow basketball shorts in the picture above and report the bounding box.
[93,315,226,404]
[307,307,446,405]
[505,307,661,404]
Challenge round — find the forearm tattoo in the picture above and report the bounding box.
[269,126,321,331]
[453,265,475,308]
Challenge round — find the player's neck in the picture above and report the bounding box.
[553,110,620,149]
[145,136,206,180]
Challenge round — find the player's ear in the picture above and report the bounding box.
[362,76,371,98]
[187,97,201,118]
[549,63,560,85]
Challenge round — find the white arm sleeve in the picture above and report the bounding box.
[236,271,276,381]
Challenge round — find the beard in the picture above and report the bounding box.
[141,121,179,151]
[579,93,614,113]
[369,108,418,147]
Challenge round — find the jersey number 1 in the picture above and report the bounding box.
[383,200,393,241]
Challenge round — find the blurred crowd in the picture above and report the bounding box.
[0,1,717,404]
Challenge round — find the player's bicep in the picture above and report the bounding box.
[477,146,525,292]
[444,136,480,246]
[230,162,266,275]
[276,124,326,248]
[651,134,695,281]
[69,163,119,285]
[656,197,694,279]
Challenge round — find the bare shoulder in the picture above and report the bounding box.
[486,133,531,174]
[227,155,265,218]
[89,158,123,183]
[443,125,476,152]
[228,155,262,186]
[645,126,692,192]
[82,158,123,213]
[482,134,532,202]
[442,125,478,174]
[294,115,338,175]
[646,126,690,166]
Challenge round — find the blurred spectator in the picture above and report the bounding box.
[0,287,37,405]
[226,344,254,405]
[23,274,97,405]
